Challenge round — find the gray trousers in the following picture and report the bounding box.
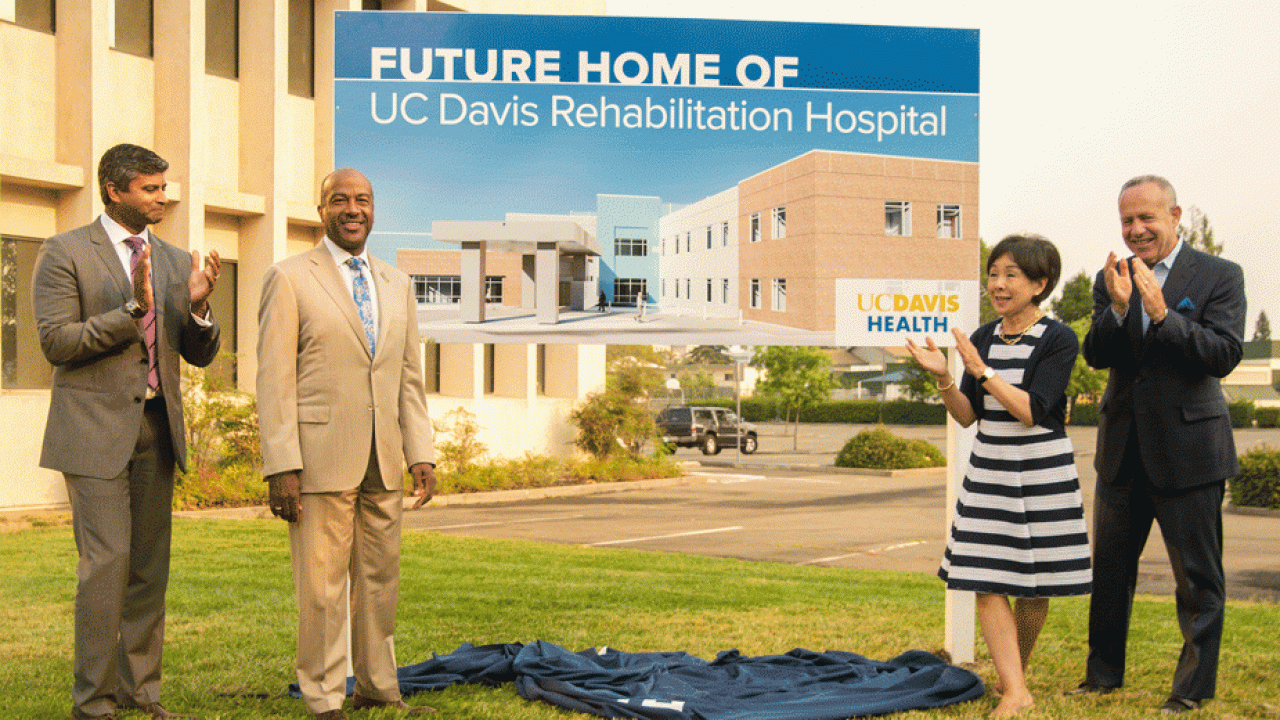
[65,399,175,716]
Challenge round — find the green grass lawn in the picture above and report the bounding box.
[2,519,1277,719]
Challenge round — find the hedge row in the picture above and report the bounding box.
[1230,445,1280,510]
[1070,400,1259,428]
[691,398,948,425]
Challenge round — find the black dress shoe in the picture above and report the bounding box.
[1162,697,1201,714]
[1065,683,1116,696]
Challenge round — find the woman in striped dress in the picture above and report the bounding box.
[906,234,1091,716]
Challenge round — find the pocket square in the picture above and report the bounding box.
[1176,297,1195,312]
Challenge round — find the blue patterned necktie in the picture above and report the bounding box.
[346,257,376,354]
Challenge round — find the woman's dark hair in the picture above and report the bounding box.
[986,234,1061,305]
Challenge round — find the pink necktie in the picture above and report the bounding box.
[124,237,160,394]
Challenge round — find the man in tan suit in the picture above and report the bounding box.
[33,143,221,720]
[257,168,436,719]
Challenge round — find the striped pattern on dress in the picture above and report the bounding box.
[938,322,1092,598]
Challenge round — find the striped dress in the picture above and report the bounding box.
[938,318,1092,598]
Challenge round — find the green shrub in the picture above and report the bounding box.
[1230,445,1280,510]
[1255,407,1280,428]
[835,428,945,470]
[1229,399,1256,429]
[879,400,946,425]
[802,400,882,424]
[1069,402,1100,426]
[434,453,682,495]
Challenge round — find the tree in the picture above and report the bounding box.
[1066,317,1108,416]
[1180,206,1222,256]
[685,345,732,364]
[1051,271,1093,324]
[751,346,835,450]
[901,359,938,402]
[1253,311,1271,342]
[569,389,658,458]
[676,367,716,401]
[978,239,997,325]
[606,345,666,400]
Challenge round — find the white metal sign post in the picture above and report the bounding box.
[836,278,979,663]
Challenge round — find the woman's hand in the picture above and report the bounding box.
[952,328,989,378]
[905,336,948,376]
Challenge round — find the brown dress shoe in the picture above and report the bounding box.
[351,695,436,714]
[130,702,194,719]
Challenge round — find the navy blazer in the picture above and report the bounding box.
[1083,245,1245,490]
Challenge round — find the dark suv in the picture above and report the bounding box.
[655,406,758,455]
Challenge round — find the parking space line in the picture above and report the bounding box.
[424,514,586,531]
[587,526,744,547]
[689,473,766,484]
[800,539,931,565]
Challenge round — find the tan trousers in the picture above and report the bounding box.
[289,464,403,715]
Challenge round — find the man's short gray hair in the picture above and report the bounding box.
[1119,174,1177,209]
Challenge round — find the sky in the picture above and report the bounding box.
[607,0,1280,334]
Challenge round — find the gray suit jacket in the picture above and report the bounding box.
[256,243,433,492]
[32,219,221,478]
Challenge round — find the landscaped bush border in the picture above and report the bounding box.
[835,428,945,470]
[1230,445,1280,510]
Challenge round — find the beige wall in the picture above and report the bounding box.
[0,0,606,510]
[737,150,980,332]
[398,247,528,307]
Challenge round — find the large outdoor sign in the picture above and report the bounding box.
[334,12,980,347]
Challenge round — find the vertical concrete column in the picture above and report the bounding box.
[460,241,487,323]
[235,0,291,391]
[521,254,536,310]
[438,343,482,399]
[153,0,205,257]
[944,349,976,662]
[536,241,559,324]
[53,0,111,231]
[492,344,532,399]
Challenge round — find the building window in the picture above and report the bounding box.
[536,344,546,396]
[773,278,787,312]
[1,0,54,32]
[685,232,691,253]
[684,278,690,301]
[485,276,503,304]
[706,226,713,250]
[750,279,761,309]
[1,236,53,389]
[706,278,712,302]
[423,340,440,394]
[206,0,239,78]
[615,278,647,307]
[673,235,678,254]
[614,236,647,257]
[721,278,729,303]
[288,0,314,97]
[661,279,666,298]
[674,279,679,299]
[722,221,730,247]
[661,237,666,255]
[937,204,962,238]
[114,0,153,57]
[724,373,734,382]
[484,343,495,395]
[772,206,786,239]
[885,201,911,236]
[750,213,760,242]
[413,275,461,304]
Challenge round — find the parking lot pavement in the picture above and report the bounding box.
[405,423,1279,604]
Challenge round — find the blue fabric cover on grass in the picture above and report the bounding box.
[291,640,984,719]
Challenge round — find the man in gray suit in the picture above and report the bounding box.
[33,143,221,720]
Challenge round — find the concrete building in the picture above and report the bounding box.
[0,0,605,511]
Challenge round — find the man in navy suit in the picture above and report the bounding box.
[1073,175,1245,714]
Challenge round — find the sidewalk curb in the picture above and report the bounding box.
[172,462,950,521]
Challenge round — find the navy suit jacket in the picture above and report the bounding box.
[1083,245,1245,490]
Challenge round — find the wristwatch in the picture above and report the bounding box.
[124,299,147,319]
[978,367,995,384]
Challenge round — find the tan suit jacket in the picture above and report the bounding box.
[33,219,220,477]
[256,242,433,492]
